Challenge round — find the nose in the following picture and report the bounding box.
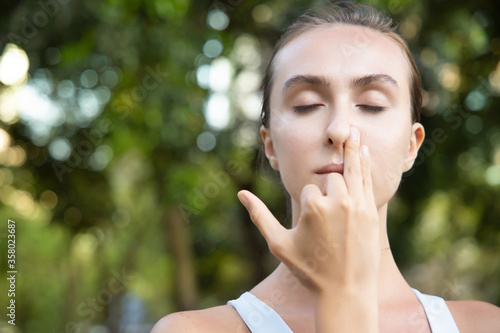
[324,108,351,148]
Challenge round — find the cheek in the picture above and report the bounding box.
[273,116,322,162]
[365,130,409,205]
[272,120,322,198]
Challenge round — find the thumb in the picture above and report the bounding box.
[237,190,287,246]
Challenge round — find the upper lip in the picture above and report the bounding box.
[315,163,344,175]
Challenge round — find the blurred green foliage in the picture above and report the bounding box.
[0,0,499,332]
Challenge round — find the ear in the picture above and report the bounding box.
[260,126,279,170]
[403,122,425,172]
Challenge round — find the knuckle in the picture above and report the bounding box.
[249,208,261,223]
[268,238,286,257]
[359,206,378,225]
[346,164,361,174]
[345,141,359,151]
[302,197,327,217]
[363,177,373,187]
[327,172,343,182]
[301,193,316,207]
[337,197,352,211]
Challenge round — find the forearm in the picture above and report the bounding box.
[315,287,378,333]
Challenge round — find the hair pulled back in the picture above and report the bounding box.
[260,1,422,127]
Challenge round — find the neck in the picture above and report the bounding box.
[251,200,412,313]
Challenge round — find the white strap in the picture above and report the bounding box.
[228,292,293,333]
[412,288,460,332]
[229,289,460,333]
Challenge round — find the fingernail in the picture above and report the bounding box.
[238,193,248,207]
[361,145,369,158]
[350,127,359,141]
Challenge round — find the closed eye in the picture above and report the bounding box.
[358,105,385,112]
[293,104,323,113]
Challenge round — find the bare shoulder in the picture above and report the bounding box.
[151,304,249,333]
[446,299,500,333]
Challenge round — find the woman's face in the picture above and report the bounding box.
[262,25,424,209]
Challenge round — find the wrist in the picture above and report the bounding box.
[316,284,378,305]
[314,287,379,333]
[315,277,379,299]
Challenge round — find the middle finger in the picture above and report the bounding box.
[342,127,363,199]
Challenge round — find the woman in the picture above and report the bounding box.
[153,2,500,332]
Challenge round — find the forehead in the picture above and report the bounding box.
[272,25,411,93]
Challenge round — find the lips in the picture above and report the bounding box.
[315,163,344,175]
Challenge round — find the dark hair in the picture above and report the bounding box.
[260,1,422,128]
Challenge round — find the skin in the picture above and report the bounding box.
[153,25,500,332]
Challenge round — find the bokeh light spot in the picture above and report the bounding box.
[252,4,273,23]
[49,137,72,161]
[465,115,483,135]
[196,64,211,89]
[0,44,29,86]
[207,10,229,30]
[100,69,119,88]
[4,146,27,167]
[465,90,487,111]
[77,89,101,120]
[204,93,230,130]
[209,57,232,92]
[89,145,113,171]
[40,190,58,209]
[197,131,217,152]
[94,86,111,104]
[14,190,34,217]
[57,80,75,99]
[485,165,500,186]
[203,39,223,58]
[80,69,99,88]
[420,48,437,68]
[0,128,11,153]
[438,63,461,92]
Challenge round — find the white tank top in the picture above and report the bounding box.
[228,288,459,332]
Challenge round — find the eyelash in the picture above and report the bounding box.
[293,104,323,113]
[358,105,385,112]
[293,104,385,113]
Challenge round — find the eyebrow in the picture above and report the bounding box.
[282,73,398,93]
[282,74,330,93]
[351,73,399,88]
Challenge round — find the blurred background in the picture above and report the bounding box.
[0,0,499,332]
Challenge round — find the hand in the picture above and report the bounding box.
[237,127,380,294]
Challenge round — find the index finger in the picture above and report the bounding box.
[343,127,363,199]
[237,190,288,248]
[360,145,376,205]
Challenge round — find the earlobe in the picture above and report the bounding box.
[403,122,425,172]
[260,126,279,170]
